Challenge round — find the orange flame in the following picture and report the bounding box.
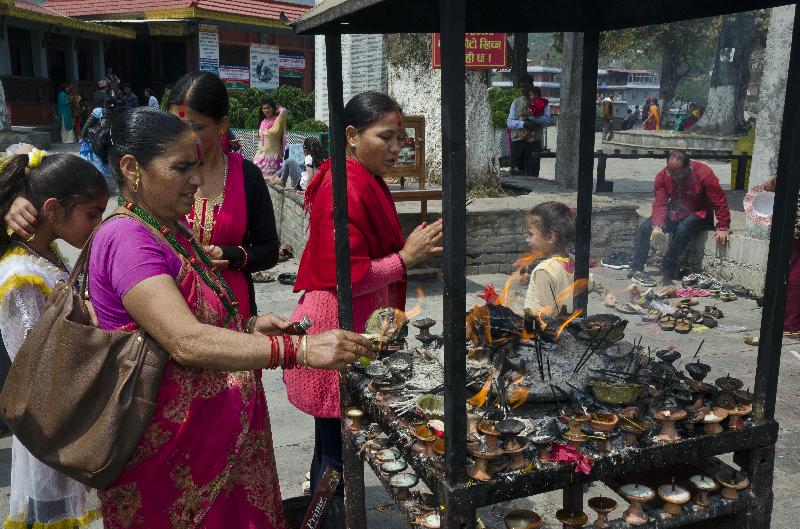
[520,326,535,342]
[536,308,548,330]
[555,308,583,340]
[513,250,543,271]
[466,305,493,347]
[403,287,426,320]
[507,385,529,409]
[555,278,589,308]
[467,370,495,407]
[496,270,521,307]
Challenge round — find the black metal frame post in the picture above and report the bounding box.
[325,33,366,529]
[573,29,600,313]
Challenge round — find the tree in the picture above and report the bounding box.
[385,34,499,190]
[601,18,718,127]
[510,33,529,86]
[695,11,765,135]
[0,81,9,132]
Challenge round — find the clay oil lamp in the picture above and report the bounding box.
[715,470,750,500]
[687,381,717,409]
[727,403,752,431]
[413,425,437,457]
[502,436,530,471]
[381,459,408,474]
[703,407,730,434]
[497,418,525,445]
[654,408,687,442]
[528,434,555,463]
[467,443,502,482]
[682,406,707,437]
[412,317,436,339]
[689,474,719,507]
[620,483,655,526]
[556,509,588,529]
[587,496,617,529]
[389,472,418,500]
[345,406,365,431]
[715,374,744,409]
[686,360,711,382]
[504,509,542,529]
[590,413,619,453]
[563,411,590,449]
[735,388,754,405]
[619,416,650,447]
[478,419,502,451]
[376,448,401,464]
[658,480,691,515]
[467,412,481,435]
[656,349,681,367]
[364,361,390,379]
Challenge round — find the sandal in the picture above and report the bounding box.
[642,308,662,323]
[658,314,677,332]
[675,298,699,307]
[674,317,693,334]
[744,335,760,346]
[702,315,718,328]
[655,285,677,299]
[719,289,737,302]
[705,306,724,319]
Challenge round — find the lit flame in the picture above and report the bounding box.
[402,287,426,320]
[496,270,522,307]
[467,370,495,407]
[520,326,535,342]
[555,308,583,340]
[555,278,589,307]
[466,305,493,347]
[536,308,548,330]
[513,250,543,271]
[507,385,529,409]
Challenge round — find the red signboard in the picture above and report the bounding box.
[431,33,507,69]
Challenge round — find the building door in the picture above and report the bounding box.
[160,42,187,86]
[47,46,67,100]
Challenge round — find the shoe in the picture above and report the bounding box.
[705,306,724,319]
[601,251,632,270]
[744,335,759,346]
[719,289,737,302]
[630,271,657,287]
[702,315,718,328]
[642,308,661,323]
[674,317,693,334]
[681,273,701,286]
[658,314,677,331]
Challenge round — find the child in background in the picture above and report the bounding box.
[0,150,109,529]
[298,136,325,192]
[526,90,550,126]
[523,201,578,314]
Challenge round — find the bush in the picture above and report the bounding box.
[488,87,519,128]
[292,118,328,132]
[228,86,316,129]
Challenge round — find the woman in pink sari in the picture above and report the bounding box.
[83,108,374,528]
[253,98,287,178]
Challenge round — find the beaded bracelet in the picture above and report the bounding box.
[245,316,258,334]
[237,246,249,271]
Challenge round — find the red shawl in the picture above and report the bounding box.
[295,157,406,304]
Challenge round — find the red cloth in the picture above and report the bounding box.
[651,160,731,230]
[295,157,406,306]
[527,97,549,117]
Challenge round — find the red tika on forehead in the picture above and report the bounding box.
[178,102,187,119]
[395,111,402,130]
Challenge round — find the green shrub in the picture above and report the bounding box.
[292,118,328,132]
[488,87,519,128]
[228,86,316,129]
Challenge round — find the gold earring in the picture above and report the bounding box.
[132,162,142,193]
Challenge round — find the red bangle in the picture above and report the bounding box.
[268,335,280,368]
[238,246,249,270]
[282,335,297,368]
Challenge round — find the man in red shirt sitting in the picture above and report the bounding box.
[629,150,730,286]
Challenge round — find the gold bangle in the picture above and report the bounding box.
[302,335,309,367]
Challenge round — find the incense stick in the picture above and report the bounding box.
[692,339,706,360]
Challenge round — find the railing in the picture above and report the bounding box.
[230,128,329,161]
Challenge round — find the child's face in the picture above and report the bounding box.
[525,216,554,253]
[56,195,109,248]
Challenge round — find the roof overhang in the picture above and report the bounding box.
[2,2,137,38]
[142,7,290,29]
[293,0,791,34]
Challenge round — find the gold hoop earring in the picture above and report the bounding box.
[132,162,142,193]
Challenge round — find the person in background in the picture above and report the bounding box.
[159,84,172,111]
[622,109,636,130]
[601,90,615,141]
[56,83,75,144]
[269,136,324,191]
[104,67,121,97]
[763,177,800,336]
[144,88,159,108]
[285,92,443,506]
[633,104,641,122]
[644,97,661,131]
[79,102,117,194]
[628,150,730,286]
[121,84,138,112]
[69,85,82,134]
[522,201,578,315]
[0,150,109,529]
[507,77,543,177]
[92,80,110,109]
[253,98,287,178]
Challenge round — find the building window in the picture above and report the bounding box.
[219,44,248,67]
[8,27,33,77]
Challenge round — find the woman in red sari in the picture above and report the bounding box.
[284,91,443,499]
[85,108,374,528]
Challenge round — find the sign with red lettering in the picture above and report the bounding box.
[431,33,507,69]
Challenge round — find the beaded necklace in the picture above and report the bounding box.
[119,197,239,322]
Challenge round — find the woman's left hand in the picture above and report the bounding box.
[254,314,294,335]
[202,245,229,271]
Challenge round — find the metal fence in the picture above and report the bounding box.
[230,128,329,160]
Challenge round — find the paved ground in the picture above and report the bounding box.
[2,136,792,527]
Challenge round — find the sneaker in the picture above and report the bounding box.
[630,271,657,287]
[601,251,632,270]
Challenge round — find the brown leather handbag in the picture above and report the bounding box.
[0,213,170,489]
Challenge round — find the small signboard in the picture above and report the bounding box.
[250,44,280,90]
[198,24,219,75]
[279,53,306,79]
[390,115,426,184]
[219,65,250,90]
[431,33,507,69]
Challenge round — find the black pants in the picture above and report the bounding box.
[311,417,344,497]
[0,337,9,429]
[510,139,542,177]
[630,215,710,276]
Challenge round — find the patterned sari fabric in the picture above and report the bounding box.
[97,237,285,529]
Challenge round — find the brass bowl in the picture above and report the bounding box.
[588,380,645,405]
[416,394,445,421]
